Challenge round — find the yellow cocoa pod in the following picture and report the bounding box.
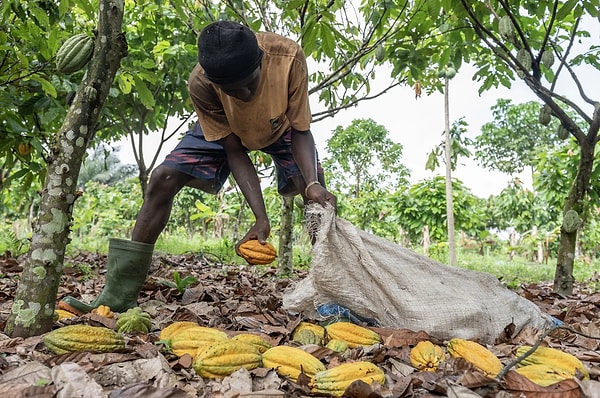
[169,326,229,357]
[410,340,445,372]
[159,321,200,341]
[515,364,574,386]
[91,305,114,318]
[515,345,589,379]
[292,329,321,346]
[193,340,262,379]
[447,338,503,377]
[231,333,272,354]
[43,324,125,355]
[261,345,326,382]
[325,339,349,353]
[54,309,77,321]
[310,361,385,397]
[292,322,325,345]
[238,240,277,265]
[325,322,381,348]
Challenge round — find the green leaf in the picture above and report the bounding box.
[117,73,133,94]
[74,0,96,20]
[556,0,578,20]
[425,150,439,171]
[30,76,57,98]
[131,75,155,110]
[152,40,171,56]
[29,4,49,27]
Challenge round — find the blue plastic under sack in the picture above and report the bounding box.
[316,303,379,326]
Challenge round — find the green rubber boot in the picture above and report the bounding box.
[61,238,154,313]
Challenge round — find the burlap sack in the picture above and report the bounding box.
[283,205,553,344]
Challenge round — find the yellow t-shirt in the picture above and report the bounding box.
[188,32,312,150]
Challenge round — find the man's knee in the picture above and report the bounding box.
[185,178,220,194]
[146,166,189,199]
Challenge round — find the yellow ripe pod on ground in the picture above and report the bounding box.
[410,341,445,372]
[292,329,322,345]
[515,364,574,386]
[325,322,381,348]
[232,333,272,354]
[292,322,326,345]
[43,324,125,355]
[91,305,114,318]
[261,345,326,382]
[515,345,589,380]
[159,321,200,341]
[447,338,503,377]
[193,340,262,379]
[169,326,229,357]
[238,240,277,265]
[326,339,349,353]
[55,309,77,321]
[310,361,385,397]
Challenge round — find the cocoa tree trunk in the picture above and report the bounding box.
[5,0,127,338]
[443,77,457,267]
[422,225,430,256]
[554,140,596,295]
[278,196,294,275]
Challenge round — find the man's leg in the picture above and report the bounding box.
[132,165,195,243]
[61,122,228,313]
[60,167,200,313]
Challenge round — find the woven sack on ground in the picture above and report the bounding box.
[283,205,553,344]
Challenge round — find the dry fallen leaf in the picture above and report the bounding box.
[503,370,582,398]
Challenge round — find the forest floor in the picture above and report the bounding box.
[0,250,599,398]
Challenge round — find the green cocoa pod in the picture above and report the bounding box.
[563,209,580,233]
[516,48,532,70]
[445,66,456,79]
[538,105,552,126]
[498,16,515,39]
[56,33,94,74]
[115,307,152,334]
[375,44,385,62]
[541,50,555,67]
[557,124,570,140]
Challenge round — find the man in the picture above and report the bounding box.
[61,21,337,313]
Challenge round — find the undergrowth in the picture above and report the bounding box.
[2,220,598,289]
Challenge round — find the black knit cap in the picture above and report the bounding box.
[197,21,263,84]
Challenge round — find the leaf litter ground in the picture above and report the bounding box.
[0,251,599,397]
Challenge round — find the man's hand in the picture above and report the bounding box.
[305,182,337,211]
[235,218,271,257]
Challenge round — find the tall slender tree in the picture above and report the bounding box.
[5,0,127,337]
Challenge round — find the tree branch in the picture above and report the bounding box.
[311,80,404,122]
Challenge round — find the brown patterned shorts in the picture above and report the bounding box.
[161,122,324,196]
